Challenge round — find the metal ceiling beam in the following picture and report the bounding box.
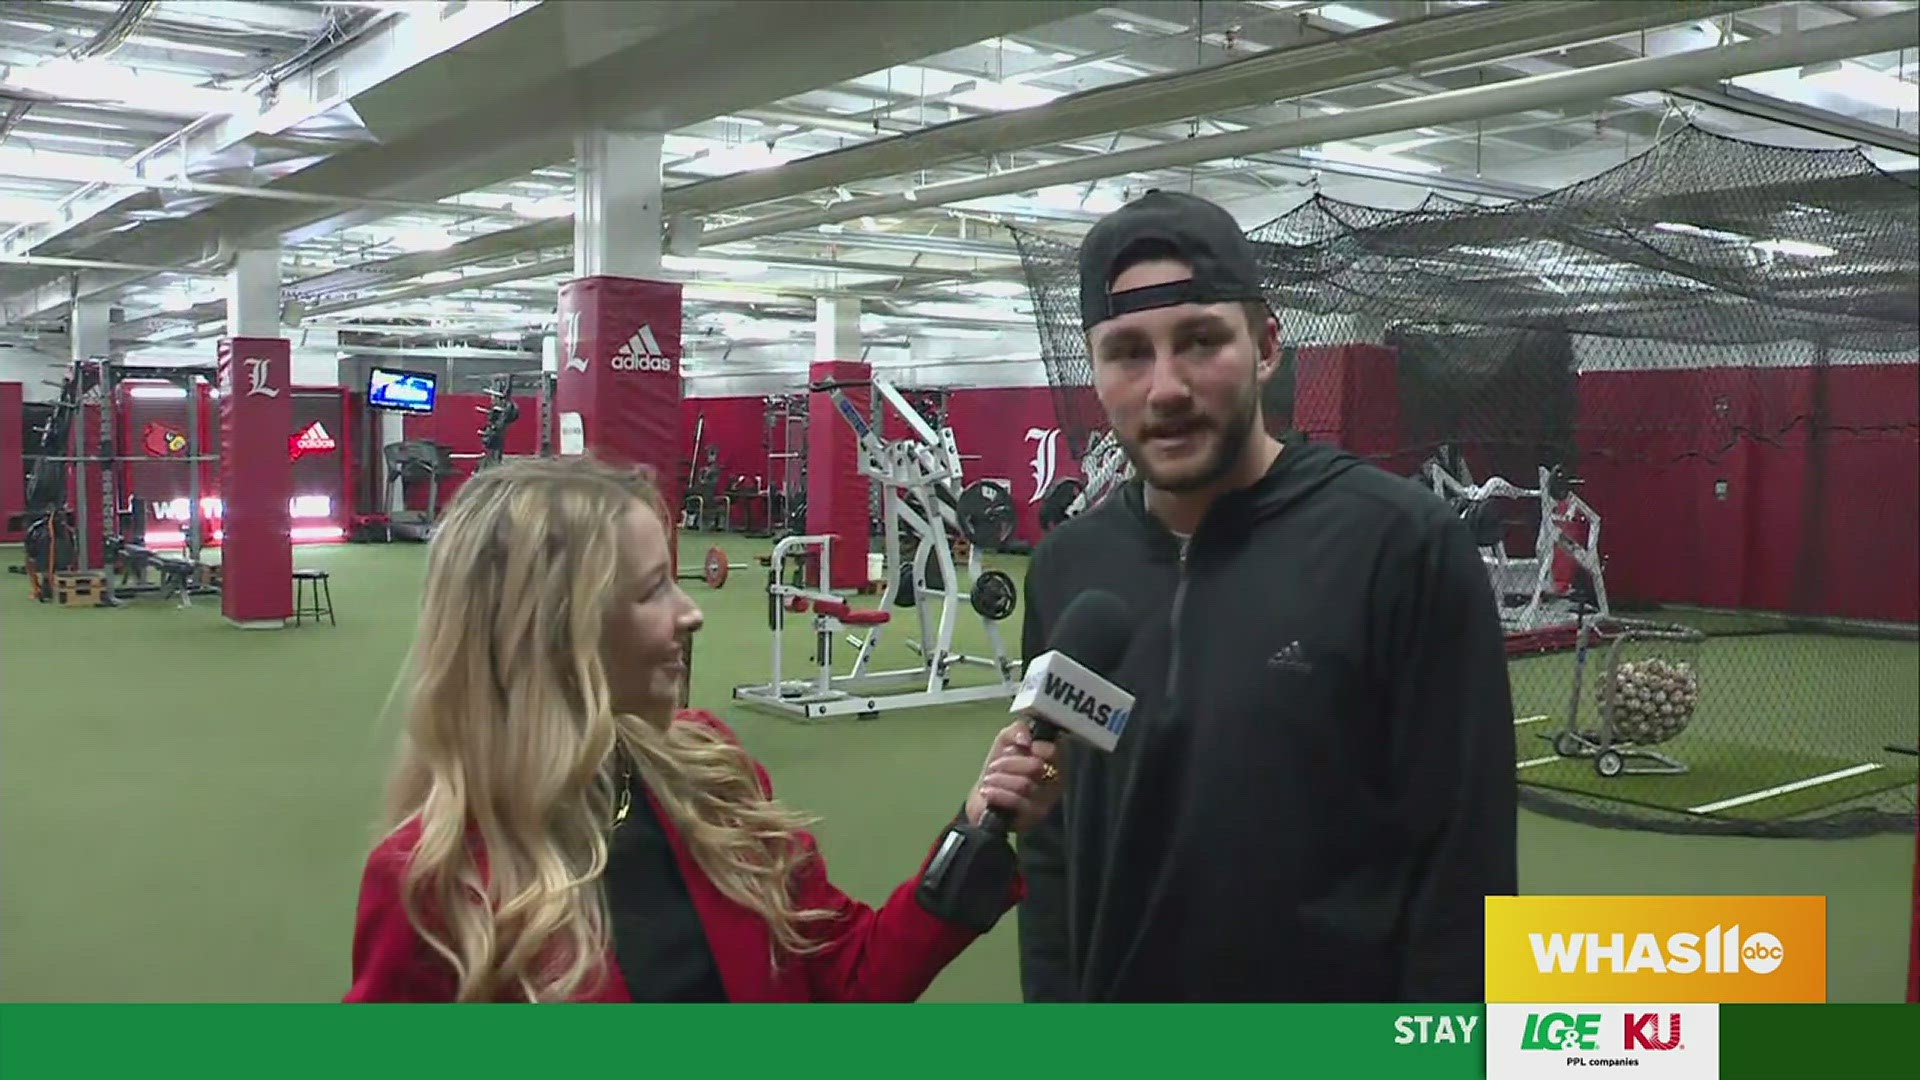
[0,2,532,261]
[668,0,1765,217]
[266,0,1756,306]
[2,0,1098,322]
[1669,83,1920,157]
[695,11,1920,248]
[0,161,555,222]
[0,253,224,275]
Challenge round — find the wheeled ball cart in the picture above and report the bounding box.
[1542,604,1706,778]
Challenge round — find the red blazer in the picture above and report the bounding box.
[344,709,1021,1003]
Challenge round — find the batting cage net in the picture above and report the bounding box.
[1011,125,1918,838]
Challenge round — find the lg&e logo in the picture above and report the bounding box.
[1520,1012,1599,1051]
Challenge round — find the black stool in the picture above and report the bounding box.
[294,569,335,626]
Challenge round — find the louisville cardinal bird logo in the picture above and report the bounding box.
[142,421,186,457]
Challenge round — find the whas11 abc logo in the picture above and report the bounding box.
[1521,1011,1684,1053]
[1530,924,1785,977]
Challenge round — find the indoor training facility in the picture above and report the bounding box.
[0,0,1915,1004]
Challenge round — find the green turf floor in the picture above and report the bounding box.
[1,535,1915,1003]
[1509,632,1920,821]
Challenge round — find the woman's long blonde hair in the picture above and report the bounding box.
[382,455,835,1002]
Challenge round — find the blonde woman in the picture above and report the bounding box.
[345,456,1060,1003]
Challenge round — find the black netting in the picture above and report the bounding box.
[1014,125,1919,838]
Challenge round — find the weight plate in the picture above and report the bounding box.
[1037,477,1084,534]
[703,546,730,589]
[970,569,1018,622]
[955,481,1016,549]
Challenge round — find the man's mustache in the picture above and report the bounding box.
[1140,414,1209,439]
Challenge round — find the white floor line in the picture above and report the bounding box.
[1517,755,1561,769]
[1514,714,1550,727]
[1688,762,1885,815]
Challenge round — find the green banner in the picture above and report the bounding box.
[1721,1005,1916,1079]
[0,1004,1912,1079]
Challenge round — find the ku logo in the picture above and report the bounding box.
[1026,427,1061,504]
[243,357,279,397]
[1623,1013,1682,1052]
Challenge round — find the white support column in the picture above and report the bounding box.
[290,327,341,386]
[70,295,111,361]
[227,247,281,339]
[574,129,664,279]
[815,296,861,360]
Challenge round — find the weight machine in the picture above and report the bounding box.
[763,393,808,538]
[732,377,1021,721]
[19,359,221,608]
[1420,449,1608,634]
[475,371,554,468]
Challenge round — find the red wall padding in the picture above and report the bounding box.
[680,386,1081,543]
[683,395,779,489]
[944,387,1088,542]
[1293,344,1405,468]
[399,392,541,511]
[674,357,1914,612]
[1578,363,1918,623]
[0,381,22,542]
[288,389,351,536]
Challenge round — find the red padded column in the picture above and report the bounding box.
[0,381,22,541]
[554,276,684,572]
[217,337,293,627]
[806,360,870,590]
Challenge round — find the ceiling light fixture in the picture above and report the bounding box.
[1301,144,1442,175]
[949,80,1065,112]
[1316,4,1392,28]
[1751,238,1836,259]
[2,58,250,116]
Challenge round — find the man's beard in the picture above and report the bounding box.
[1122,376,1259,495]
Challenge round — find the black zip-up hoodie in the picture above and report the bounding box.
[1015,438,1517,1002]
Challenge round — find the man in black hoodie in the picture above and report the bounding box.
[1015,191,1517,1003]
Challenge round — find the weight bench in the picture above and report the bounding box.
[151,554,200,599]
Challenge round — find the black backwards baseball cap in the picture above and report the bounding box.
[1078,189,1268,331]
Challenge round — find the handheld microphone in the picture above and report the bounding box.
[916,590,1136,931]
[979,590,1135,836]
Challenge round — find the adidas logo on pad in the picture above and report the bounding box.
[609,325,673,373]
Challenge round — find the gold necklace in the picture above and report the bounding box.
[613,756,633,827]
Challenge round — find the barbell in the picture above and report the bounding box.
[678,545,747,589]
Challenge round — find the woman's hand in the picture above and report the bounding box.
[964,720,1064,833]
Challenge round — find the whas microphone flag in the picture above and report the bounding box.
[1010,651,1135,752]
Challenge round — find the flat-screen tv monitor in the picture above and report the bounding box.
[368,367,437,415]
